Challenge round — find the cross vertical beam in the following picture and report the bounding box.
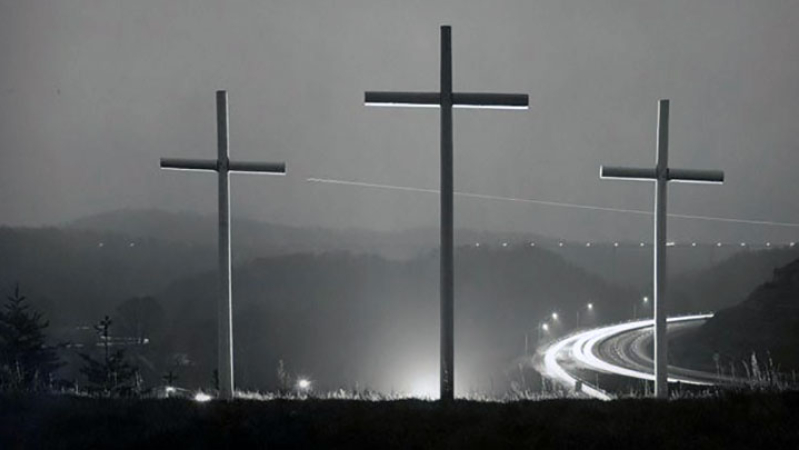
[439,25,454,401]
[217,91,234,400]
[600,99,723,399]
[653,100,669,399]
[365,25,528,401]
[160,90,286,400]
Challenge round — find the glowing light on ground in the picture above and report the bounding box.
[194,392,212,402]
[408,374,439,399]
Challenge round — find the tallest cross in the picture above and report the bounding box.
[365,25,529,401]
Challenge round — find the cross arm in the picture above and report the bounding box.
[452,93,528,110]
[668,168,724,184]
[365,92,441,107]
[600,166,657,181]
[364,91,529,110]
[228,161,286,175]
[160,158,218,172]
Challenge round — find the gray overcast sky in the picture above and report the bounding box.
[1,0,798,242]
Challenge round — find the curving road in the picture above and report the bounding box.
[538,314,737,400]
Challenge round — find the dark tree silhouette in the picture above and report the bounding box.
[79,315,137,396]
[0,284,62,391]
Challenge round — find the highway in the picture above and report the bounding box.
[538,313,738,400]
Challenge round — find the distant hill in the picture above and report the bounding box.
[0,226,213,327]
[67,208,757,284]
[673,257,799,373]
[668,248,799,314]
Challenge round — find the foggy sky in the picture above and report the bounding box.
[2,0,798,243]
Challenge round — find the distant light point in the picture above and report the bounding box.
[297,378,312,391]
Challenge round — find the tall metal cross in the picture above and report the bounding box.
[160,90,286,400]
[365,25,529,401]
[600,99,723,399]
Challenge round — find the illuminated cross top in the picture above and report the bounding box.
[160,90,286,400]
[600,99,723,399]
[365,25,528,401]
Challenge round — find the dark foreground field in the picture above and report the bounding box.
[2,392,798,449]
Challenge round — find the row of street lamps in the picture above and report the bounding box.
[527,296,651,354]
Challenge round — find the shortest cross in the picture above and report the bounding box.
[160,90,285,400]
[600,99,723,399]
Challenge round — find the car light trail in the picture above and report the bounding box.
[541,313,715,399]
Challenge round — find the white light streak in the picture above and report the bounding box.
[365,102,440,109]
[161,167,217,173]
[453,104,529,110]
[307,177,799,228]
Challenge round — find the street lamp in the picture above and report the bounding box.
[577,302,594,328]
[551,312,559,321]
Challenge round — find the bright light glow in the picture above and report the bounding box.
[791,242,796,247]
[551,312,559,320]
[643,296,649,303]
[558,242,564,247]
[542,323,549,331]
[666,241,675,247]
[741,242,747,247]
[475,242,480,247]
[692,242,697,247]
[587,303,593,310]
[297,378,312,391]
[502,242,508,247]
[165,386,176,394]
[766,242,771,247]
[614,242,619,247]
[586,242,592,247]
[640,242,645,247]
[717,242,723,247]
[409,374,438,399]
[530,242,535,247]
[194,392,212,402]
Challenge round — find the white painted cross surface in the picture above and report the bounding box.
[600,99,723,399]
[160,90,286,400]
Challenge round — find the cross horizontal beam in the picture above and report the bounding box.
[600,166,724,184]
[365,91,529,110]
[160,158,286,175]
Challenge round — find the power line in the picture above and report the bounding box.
[307,177,799,229]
